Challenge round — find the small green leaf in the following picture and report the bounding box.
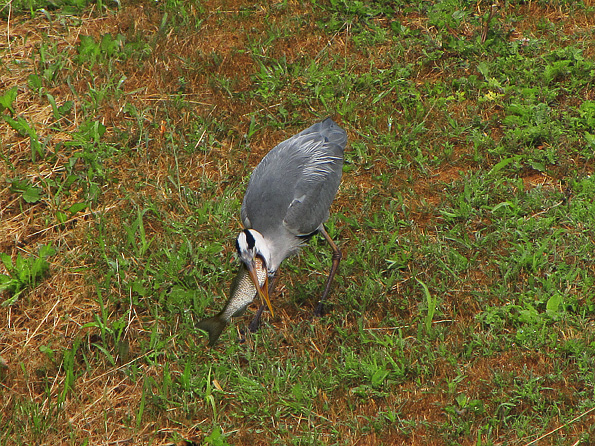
[77,35,100,66]
[491,201,514,213]
[1,253,13,271]
[22,186,42,203]
[57,210,68,223]
[0,274,16,292]
[488,155,521,176]
[27,74,43,92]
[292,383,304,400]
[416,278,436,333]
[39,345,55,360]
[3,116,42,161]
[58,101,74,116]
[547,293,563,315]
[477,61,490,79]
[3,115,28,134]
[39,244,56,259]
[371,368,389,387]
[529,160,546,172]
[91,342,116,366]
[0,86,18,114]
[131,280,147,296]
[68,202,87,214]
[46,93,59,119]
[585,132,595,149]
[2,289,24,307]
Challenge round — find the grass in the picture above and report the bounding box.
[1,0,595,444]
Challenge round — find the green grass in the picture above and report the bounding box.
[1,0,595,444]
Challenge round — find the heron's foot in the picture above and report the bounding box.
[238,329,247,344]
[249,304,266,333]
[248,316,260,333]
[313,301,326,318]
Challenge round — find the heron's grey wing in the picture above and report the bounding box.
[241,141,299,232]
[241,118,347,234]
[283,125,346,236]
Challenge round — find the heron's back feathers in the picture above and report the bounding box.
[241,118,347,271]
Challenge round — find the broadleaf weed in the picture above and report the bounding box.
[0,244,56,306]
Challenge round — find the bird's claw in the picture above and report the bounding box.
[248,317,261,333]
[313,301,326,317]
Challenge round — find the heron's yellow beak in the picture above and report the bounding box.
[247,264,274,317]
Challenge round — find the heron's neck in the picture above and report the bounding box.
[263,231,302,274]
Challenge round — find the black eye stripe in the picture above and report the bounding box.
[244,229,256,249]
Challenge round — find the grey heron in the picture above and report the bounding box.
[236,117,347,330]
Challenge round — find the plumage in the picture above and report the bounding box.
[241,118,347,272]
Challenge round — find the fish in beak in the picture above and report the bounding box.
[197,256,270,346]
[247,262,274,317]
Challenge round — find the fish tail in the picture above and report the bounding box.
[196,315,228,346]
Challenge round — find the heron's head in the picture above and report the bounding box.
[235,229,274,316]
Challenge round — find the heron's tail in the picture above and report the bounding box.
[197,315,228,346]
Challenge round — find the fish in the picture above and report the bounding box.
[197,257,268,346]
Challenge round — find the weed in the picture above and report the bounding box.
[9,178,43,204]
[76,33,126,68]
[0,86,18,114]
[0,244,56,306]
[416,278,437,334]
[3,115,44,161]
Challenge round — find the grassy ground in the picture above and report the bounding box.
[1,0,595,444]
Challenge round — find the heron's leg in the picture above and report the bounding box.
[314,226,342,317]
[248,271,279,333]
[248,304,266,333]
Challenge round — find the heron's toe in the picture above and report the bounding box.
[313,301,326,318]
